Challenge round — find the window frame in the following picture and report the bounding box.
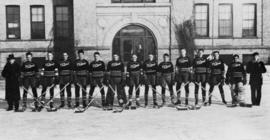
[54,5,70,39]
[194,3,210,38]
[111,0,155,3]
[218,4,233,38]
[30,5,45,39]
[6,5,21,40]
[242,3,257,38]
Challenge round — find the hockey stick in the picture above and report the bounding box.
[112,85,140,113]
[74,84,105,113]
[204,82,223,105]
[22,86,52,110]
[28,84,56,108]
[39,83,70,111]
[43,83,71,109]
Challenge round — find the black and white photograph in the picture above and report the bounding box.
[0,0,269,140]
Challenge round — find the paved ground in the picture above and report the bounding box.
[0,83,269,140]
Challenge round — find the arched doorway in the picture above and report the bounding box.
[112,25,157,62]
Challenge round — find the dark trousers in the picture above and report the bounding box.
[161,84,174,103]
[209,84,226,103]
[145,85,157,104]
[23,86,38,106]
[176,82,189,99]
[89,84,106,106]
[195,82,206,103]
[128,84,140,99]
[41,85,55,100]
[106,77,127,106]
[60,84,72,103]
[250,84,262,105]
[75,84,87,107]
[7,99,19,110]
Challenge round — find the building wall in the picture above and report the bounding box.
[0,0,269,70]
[0,0,54,68]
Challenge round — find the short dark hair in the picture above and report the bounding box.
[47,51,53,54]
[163,53,169,57]
[78,49,84,54]
[94,52,100,56]
[180,48,186,51]
[26,51,32,56]
[233,54,239,58]
[213,51,219,54]
[198,49,204,52]
[252,52,259,57]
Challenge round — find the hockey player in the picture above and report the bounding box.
[175,48,192,105]
[21,52,39,111]
[88,52,106,108]
[193,49,209,105]
[158,53,175,106]
[207,51,227,105]
[246,52,266,106]
[105,54,126,110]
[40,52,59,110]
[126,54,143,107]
[142,53,159,108]
[226,54,247,107]
[74,50,89,108]
[58,52,73,108]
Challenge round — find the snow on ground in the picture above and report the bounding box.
[0,83,269,140]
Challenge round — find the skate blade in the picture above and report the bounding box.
[188,105,201,110]
[46,108,57,112]
[176,105,189,111]
[130,106,137,110]
[112,109,123,113]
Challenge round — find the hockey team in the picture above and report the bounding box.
[1,48,267,112]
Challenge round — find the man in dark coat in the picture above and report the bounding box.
[2,54,21,111]
[246,52,266,106]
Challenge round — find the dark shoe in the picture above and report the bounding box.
[59,103,65,108]
[6,107,13,111]
[153,102,159,108]
[136,101,141,107]
[174,100,181,105]
[185,99,189,105]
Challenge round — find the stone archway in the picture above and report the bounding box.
[112,24,157,62]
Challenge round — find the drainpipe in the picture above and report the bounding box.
[169,0,172,60]
[211,0,215,52]
[261,0,264,47]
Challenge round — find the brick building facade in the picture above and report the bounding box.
[0,0,268,70]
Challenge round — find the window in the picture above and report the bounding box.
[195,4,209,37]
[6,6,20,39]
[242,4,257,37]
[55,6,69,38]
[112,0,155,3]
[31,6,45,39]
[218,4,233,37]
